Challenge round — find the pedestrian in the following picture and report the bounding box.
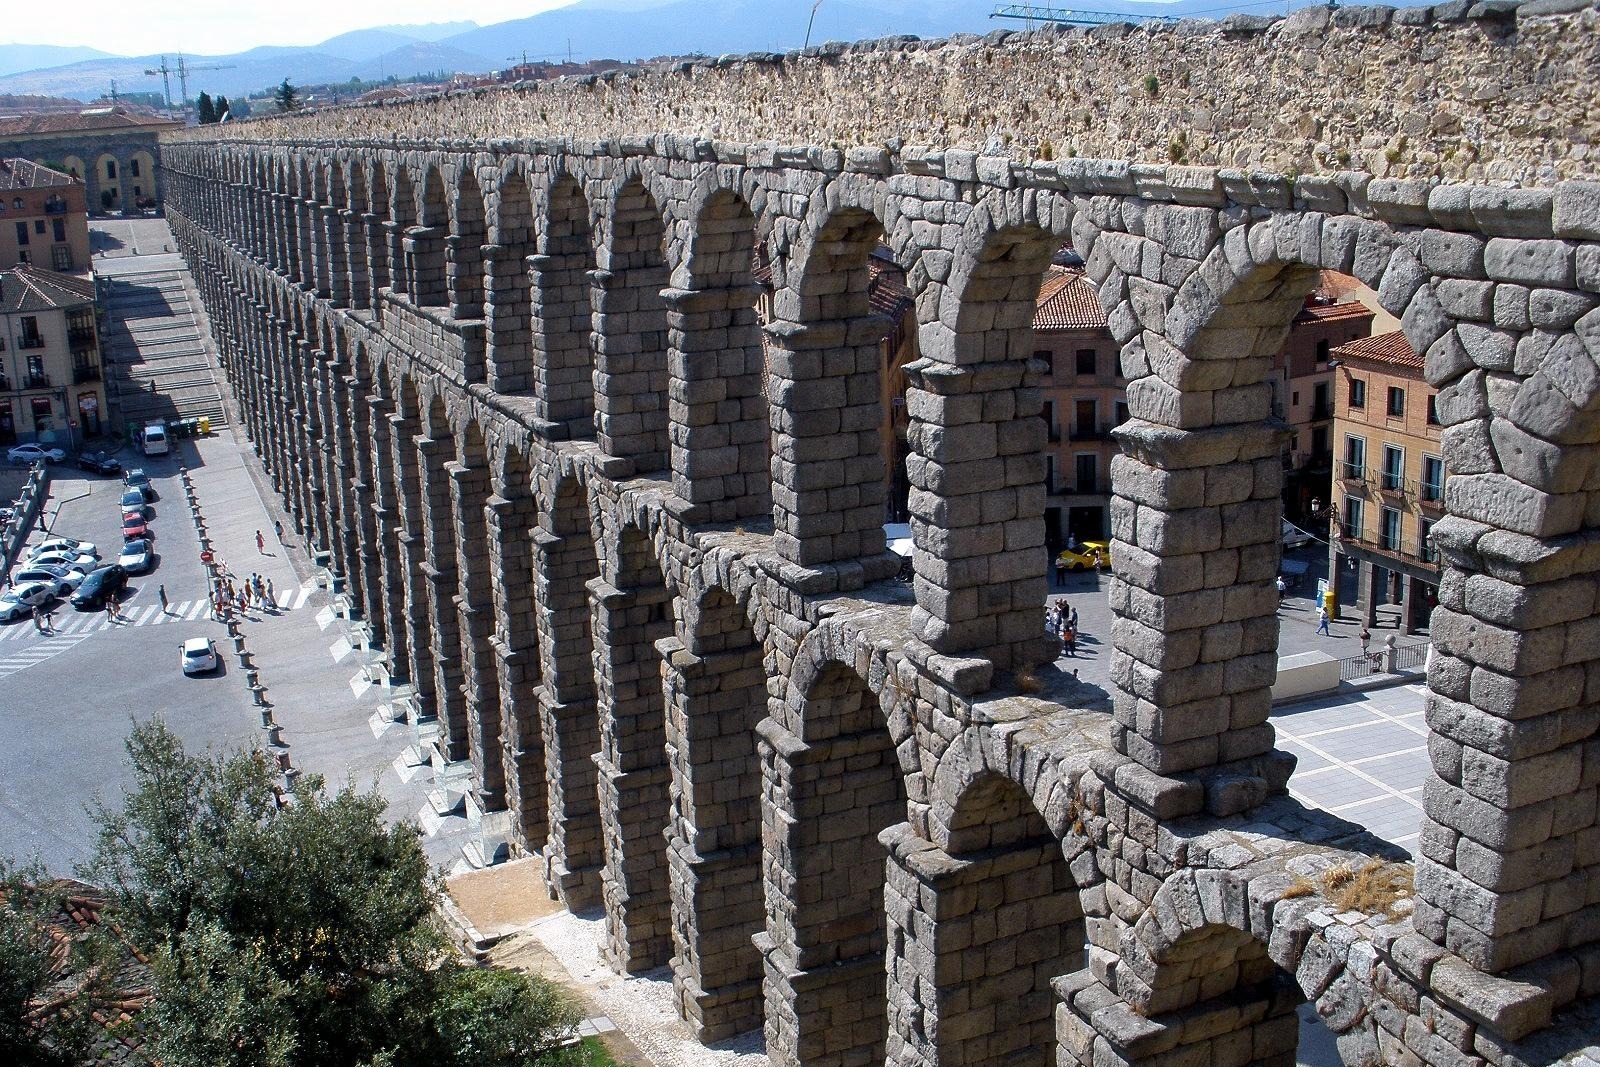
[1359,627,1371,658]
[1064,624,1078,658]
[32,606,47,634]
[1276,575,1287,600]
[1068,606,1078,631]
[1317,608,1331,636]
[1046,603,1060,637]
[265,577,275,607]
[105,600,115,624]
[240,584,252,611]
[1054,556,1067,589]
[275,519,284,543]
[256,529,266,553]
[253,574,265,599]
[158,584,169,613]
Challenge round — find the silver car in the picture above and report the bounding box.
[0,580,56,622]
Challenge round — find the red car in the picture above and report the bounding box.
[121,513,150,540]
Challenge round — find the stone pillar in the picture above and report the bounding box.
[528,251,595,439]
[487,493,547,853]
[483,245,533,394]
[384,220,406,298]
[763,316,889,576]
[447,234,485,320]
[321,206,349,305]
[344,209,370,311]
[904,355,1052,671]
[592,574,674,974]
[449,459,505,811]
[1105,421,1293,817]
[664,640,766,1040]
[392,422,438,718]
[348,380,386,647]
[419,438,468,762]
[532,521,604,908]
[296,198,317,290]
[363,213,389,307]
[590,267,669,475]
[369,396,411,681]
[663,284,770,523]
[1417,518,1600,974]
[404,224,447,307]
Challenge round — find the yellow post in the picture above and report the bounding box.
[1322,587,1338,618]
[198,416,211,435]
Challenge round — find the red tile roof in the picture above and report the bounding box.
[1034,266,1107,331]
[1334,330,1420,370]
[0,265,95,312]
[0,158,77,189]
[0,107,180,137]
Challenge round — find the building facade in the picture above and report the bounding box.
[0,159,90,272]
[0,266,105,447]
[0,107,182,215]
[1328,331,1442,634]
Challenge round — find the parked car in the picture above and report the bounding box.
[118,539,154,574]
[29,550,99,572]
[77,452,123,476]
[180,637,218,675]
[11,564,89,594]
[124,469,151,493]
[1056,542,1110,571]
[70,564,128,610]
[121,513,151,541]
[121,489,149,517]
[28,538,96,561]
[0,580,57,621]
[1282,521,1315,550]
[7,444,65,465]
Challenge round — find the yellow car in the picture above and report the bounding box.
[1056,542,1111,571]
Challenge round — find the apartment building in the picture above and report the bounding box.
[0,266,105,447]
[1327,330,1442,634]
[0,159,90,273]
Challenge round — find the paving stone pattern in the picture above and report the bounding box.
[159,33,1600,1067]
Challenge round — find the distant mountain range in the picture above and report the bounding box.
[0,0,1327,102]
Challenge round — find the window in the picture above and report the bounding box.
[32,219,43,236]
[1380,507,1402,551]
[18,317,41,347]
[1427,395,1440,426]
[1042,400,1057,442]
[133,185,142,197]
[1114,401,1129,427]
[105,160,117,180]
[1075,348,1097,376]
[1316,339,1330,363]
[1314,381,1331,420]
[1421,456,1443,502]
[131,159,141,177]
[1382,445,1404,492]
[10,197,20,210]
[1035,349,1054,377]
[1349,377,1366,408]
[1073,399,1097,439]
[1043,455,1055,493]
[51,244,72,270]
[51,218,65,242]
[1344,435,1366,481]
[1387,386,1406,417]
[14,220,27,246]
[1075,453,1098,494]
[1343,496,1364,540]
[30,396,53,433]
[1312,426,1329,457]
[17,250,29,264]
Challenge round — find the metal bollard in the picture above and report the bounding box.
[259,706,274,729]
[264,723,284,746]
[250,684,267,707]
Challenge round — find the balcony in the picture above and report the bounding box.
[68,326,97,351]
[73,363,101,384]
[1311,401,1334,421]
[25,373,51,390]
[43,201,68,216]
[0,373,10,391]
[16,335,44,350]
[1069,423,1112,441]
[1340,461,1367,484]
[1341,527,1440,570]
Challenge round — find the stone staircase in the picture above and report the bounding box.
[99,269,228,432]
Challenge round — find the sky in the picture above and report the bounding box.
[2,0,582,57]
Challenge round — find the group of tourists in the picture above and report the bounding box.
[212,569,275,620]
[1046,598,1081,658]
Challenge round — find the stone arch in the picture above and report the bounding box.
[761,657,909,1067]
[593,174,671,475]
[531,172,598,437]
[665,583,768,1039]
[451,417,506,818]
[667,183,771,522]
[485,167,536,394]
[60,154,85,182]
[765,203,895,572]
[93,151,121,210]
[387,162,416,297]
[448,165,487,322]
[402,160,450,306]
[887,769,1086,1067]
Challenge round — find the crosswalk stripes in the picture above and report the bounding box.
[0,633,91,678]
[0,589,317,652]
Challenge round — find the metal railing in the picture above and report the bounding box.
[68,326,97,350]
[73,363,101,384]
[1337,640,1431,681]
[1069,423,1113,441]
[23,374,50,390]
[15,335,44,350]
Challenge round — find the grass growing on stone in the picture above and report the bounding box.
[1319,860,1411,917]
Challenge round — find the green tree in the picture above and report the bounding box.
[83,720,582,1067]
[273,78,299,113]
[195,91,215,125]
[0,863,102,1066]
[213,95,231,121]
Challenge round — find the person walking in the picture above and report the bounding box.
[33,606,51,635]
[1064,624,1078,658]
[1317,608,1332,636]
[1054,555,1067,589]
[274,519,285,543]
[1358,627,1371,658]
[264,577,275,607]
[1068,606,1078,631]
[256,529,267,554]
[158,584,169,614]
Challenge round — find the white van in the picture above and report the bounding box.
[143,422,169,456]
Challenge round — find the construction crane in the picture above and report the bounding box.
[143,55,236,116]
[989,4,1179,27]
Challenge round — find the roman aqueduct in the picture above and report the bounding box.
[160,6,1600,1066]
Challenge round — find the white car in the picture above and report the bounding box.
[29,550,99,572]
[11,564,89,594]
[180,637,218,675]
[1282,521,1315,551]
[118,538,154,574]
[0,580,57,622]
[28,538,96,561]
[7,444,65,465]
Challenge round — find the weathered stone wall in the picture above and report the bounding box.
[170,3,1600,185]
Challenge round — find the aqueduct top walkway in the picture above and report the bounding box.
[162,6,1600,1067]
